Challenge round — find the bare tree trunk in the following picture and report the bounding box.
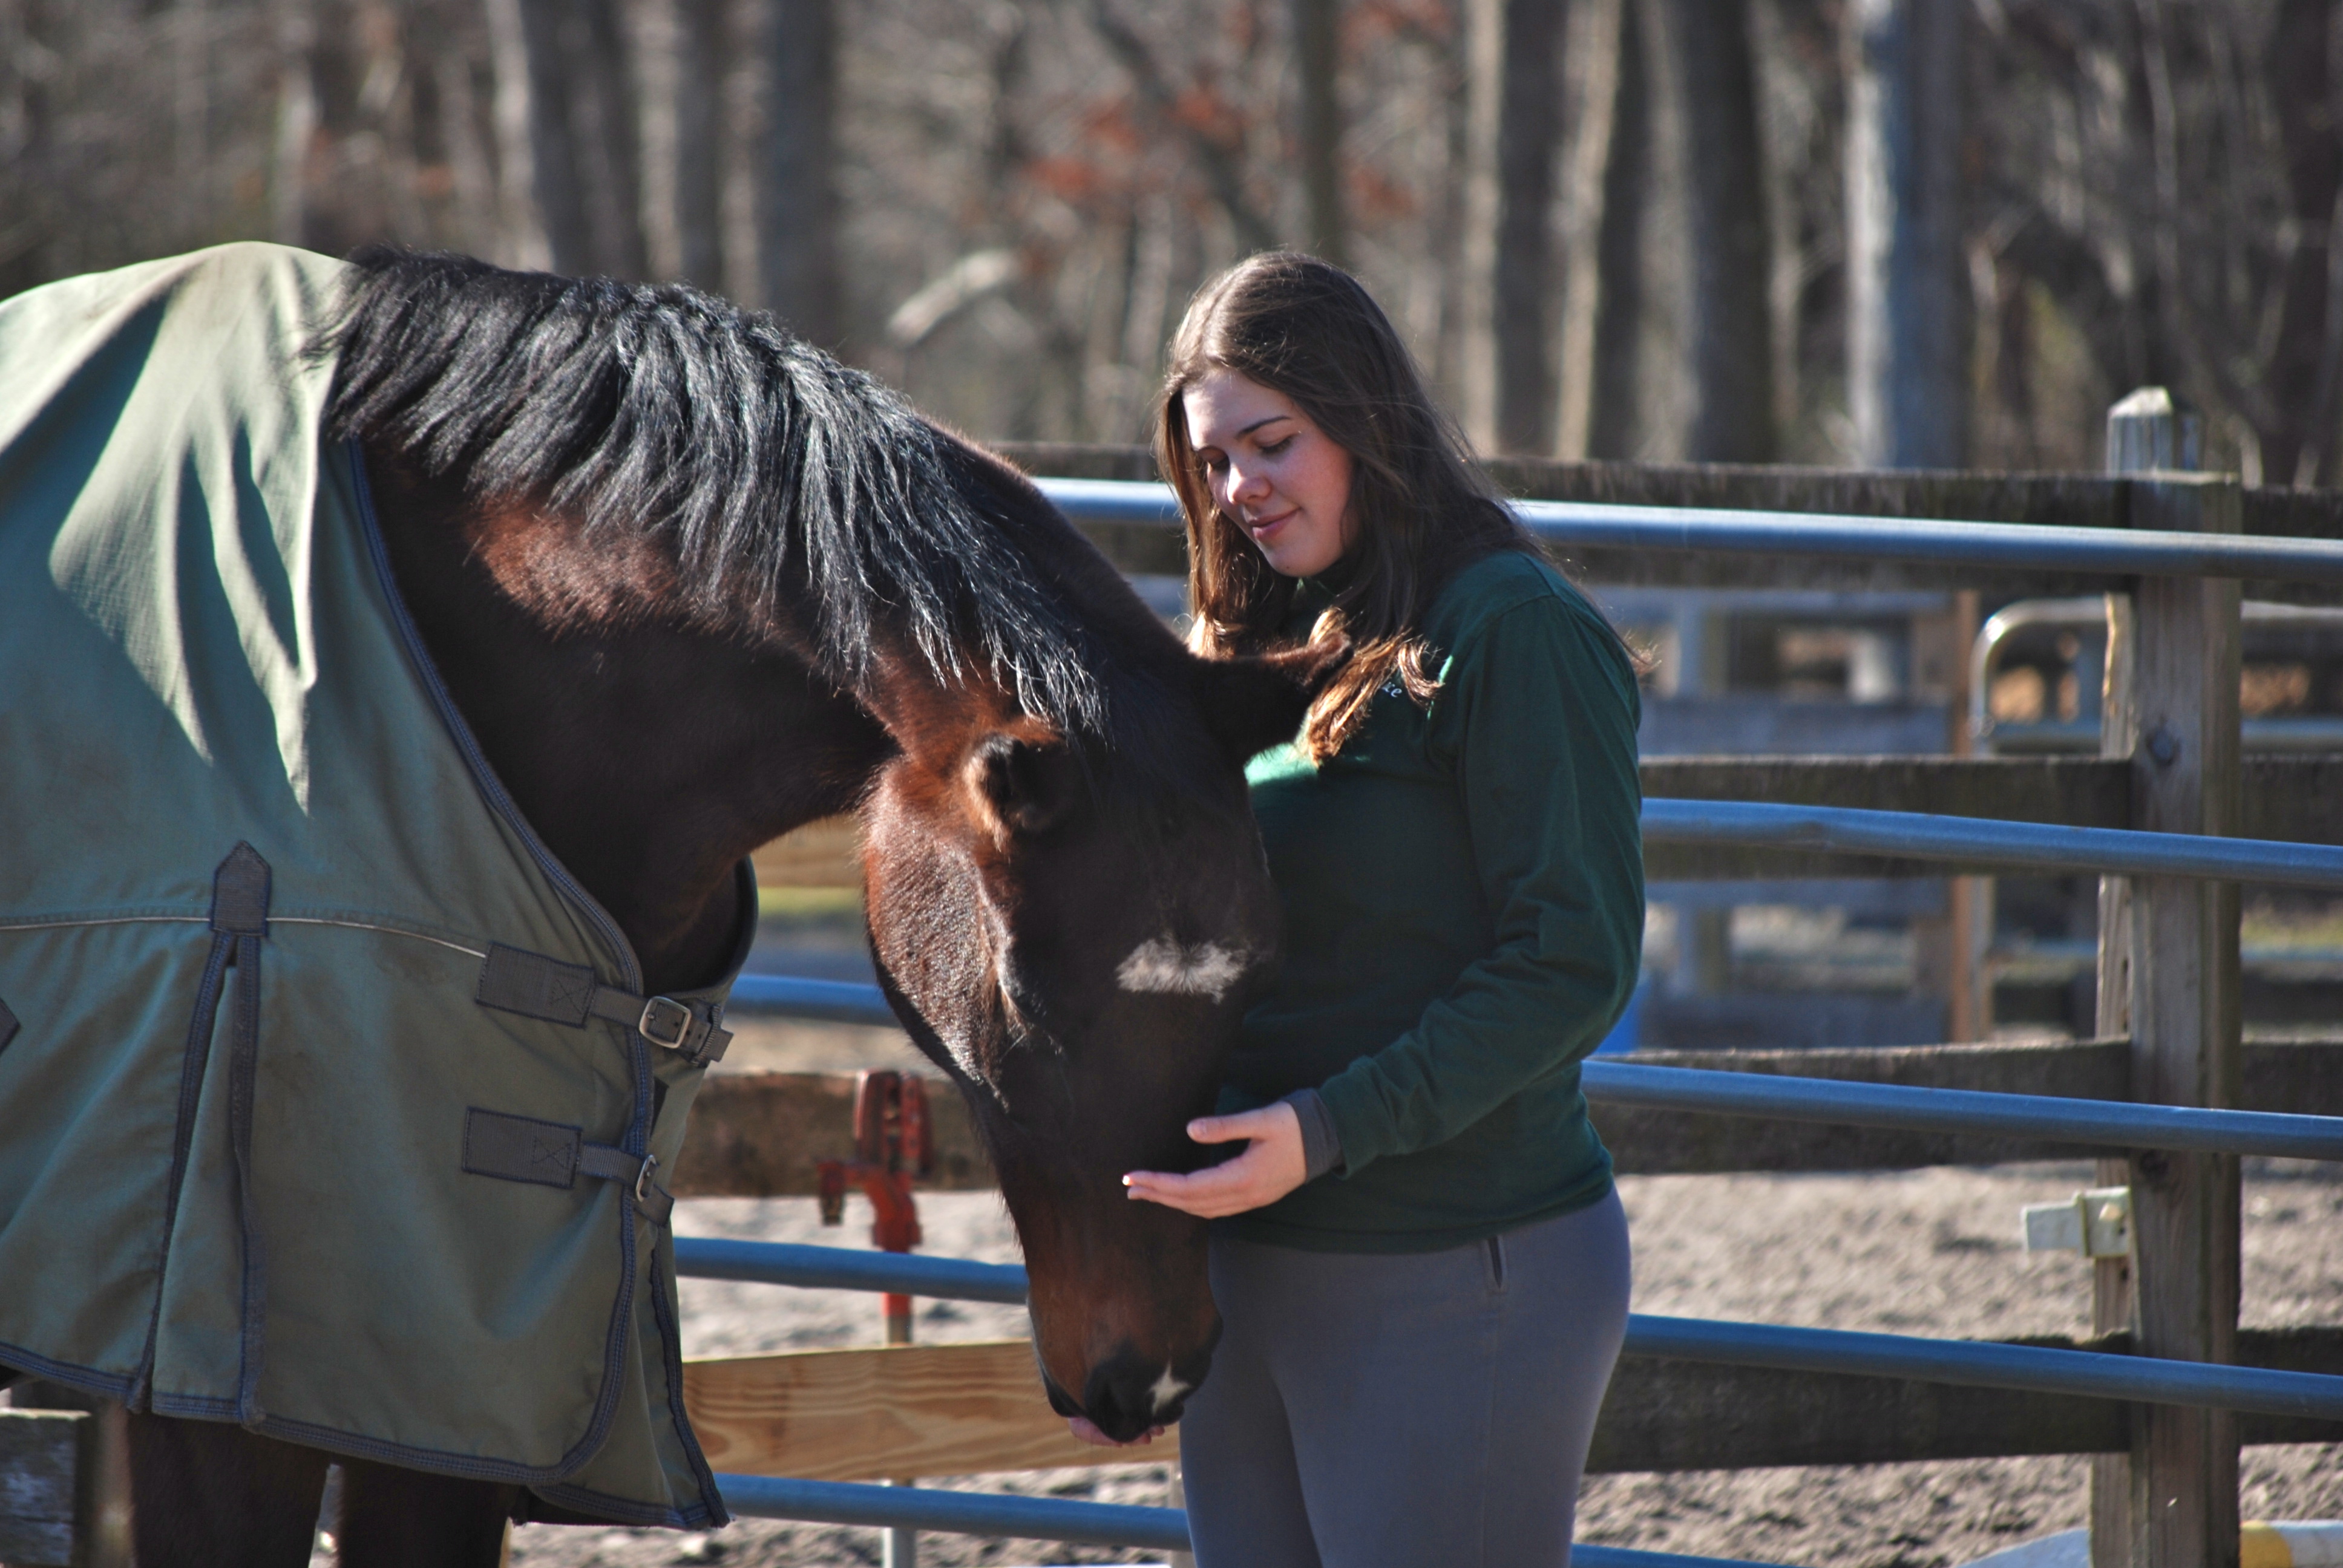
[434,44,500,258]
[1293,0,1346,265]
[1662,0,1775,460]
[1430,13,1475,413]
[1458,0,1500,443]
[482,0,543,267]
[0,0,57,293]
[175,0,209,235]
[2262,0,2342,484]
[675,0,727,289]
[575,0,648,278]
[1559,0,1649,459]
[271,0,317,247]
[1493,0,1564,454]
[758,0,841,344]
[1845,0,1966,468]
[522,0,592,272]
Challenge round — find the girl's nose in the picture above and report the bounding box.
[1225,460,1271,509]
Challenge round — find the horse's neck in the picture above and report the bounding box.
[362,449,893,991]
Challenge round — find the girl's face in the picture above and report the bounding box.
[1181,368,1358,580]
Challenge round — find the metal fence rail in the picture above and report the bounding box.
[1031,475,2343,583]
[1639,797,2343,890]
[678,1236,1029,1304]
[716,1473,1785,1567]
[672,1238,2343,1422]
[1580,1060,2343,1161]
[726,803,2343,944]
[718,978,2343,1160]
[727,973,898,1027]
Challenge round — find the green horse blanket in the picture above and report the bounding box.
[0,243,749,1527]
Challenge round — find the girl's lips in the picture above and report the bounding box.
[1246,509,1296,538]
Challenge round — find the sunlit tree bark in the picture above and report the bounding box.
[1663,0,1775,461]
[1492,0,1564,454]
[1846,0,1965,468]
[675,0,727,290]
[1293,0,1346,266]
[758,0,841,342]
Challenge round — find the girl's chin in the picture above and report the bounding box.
[1260,544,1336,577]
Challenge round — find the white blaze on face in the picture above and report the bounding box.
[1115,936,1248,1001]
[1150,1364,1191,1414]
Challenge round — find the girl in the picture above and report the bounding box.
[1109,252,1642,1567]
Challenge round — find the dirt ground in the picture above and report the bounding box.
[470,1018,2343,1568]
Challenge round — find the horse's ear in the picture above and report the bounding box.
[1191,639,1351,764]
[968,733,1077,837]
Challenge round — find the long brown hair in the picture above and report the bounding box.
[1155,252,1532,764]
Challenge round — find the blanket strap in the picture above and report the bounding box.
[460,1107,675,1224]
[473,943,732,1067]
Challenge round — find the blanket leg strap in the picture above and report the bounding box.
[459,1107,674,1224]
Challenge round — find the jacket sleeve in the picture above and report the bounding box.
[1312,591,1644,1175]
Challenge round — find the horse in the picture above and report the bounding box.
[0,242,1334,1565]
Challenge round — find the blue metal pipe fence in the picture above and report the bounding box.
[721,977,2343,1159]
[716,1473,1784,1566]
[1031,475,2343,583]
[1640,797,2343,890]
[678,1236,1029,1304]
[672,1238,2343,1423]
[1581,1060,2343,1161]
[710,487,2343,1558]
[723,808,2343,984]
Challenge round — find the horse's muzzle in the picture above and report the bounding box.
[1046,1339,1216,1444]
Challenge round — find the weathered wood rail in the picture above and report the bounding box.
[672,1039,2343,1197]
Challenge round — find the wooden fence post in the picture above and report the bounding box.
[2092,388,2243,1568]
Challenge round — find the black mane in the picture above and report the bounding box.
[318,247,1111,738]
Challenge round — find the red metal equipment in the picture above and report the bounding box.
[815,1070,934,1344]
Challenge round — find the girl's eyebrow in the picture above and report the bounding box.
[1235,413,1294,439]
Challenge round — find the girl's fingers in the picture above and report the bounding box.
[1184,1107,1274,1144]
[1125,1160,1274,1216]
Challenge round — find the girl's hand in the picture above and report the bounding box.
[1066,1415,1166,1448]
[1122,1102,1308,1218]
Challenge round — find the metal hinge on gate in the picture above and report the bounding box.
[2020,1186,2132,1258]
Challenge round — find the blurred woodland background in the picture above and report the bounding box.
[5,0,2342,480]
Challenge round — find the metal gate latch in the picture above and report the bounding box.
[2021,1186,2132,1258]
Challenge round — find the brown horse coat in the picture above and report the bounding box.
[0,244,743,1526]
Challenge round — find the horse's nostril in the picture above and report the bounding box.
[1081,1348,1207,1443]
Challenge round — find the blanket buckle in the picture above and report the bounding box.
[638,995,695,1051]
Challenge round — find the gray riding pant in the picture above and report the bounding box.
[1178,1189,1631,1568]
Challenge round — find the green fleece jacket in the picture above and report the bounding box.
[1218,547,1644,1252]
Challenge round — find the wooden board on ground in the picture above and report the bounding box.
[682,1340,1170,1481]
[677,1327,2343,1485]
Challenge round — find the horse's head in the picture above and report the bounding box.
[861,644,1332,1441]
